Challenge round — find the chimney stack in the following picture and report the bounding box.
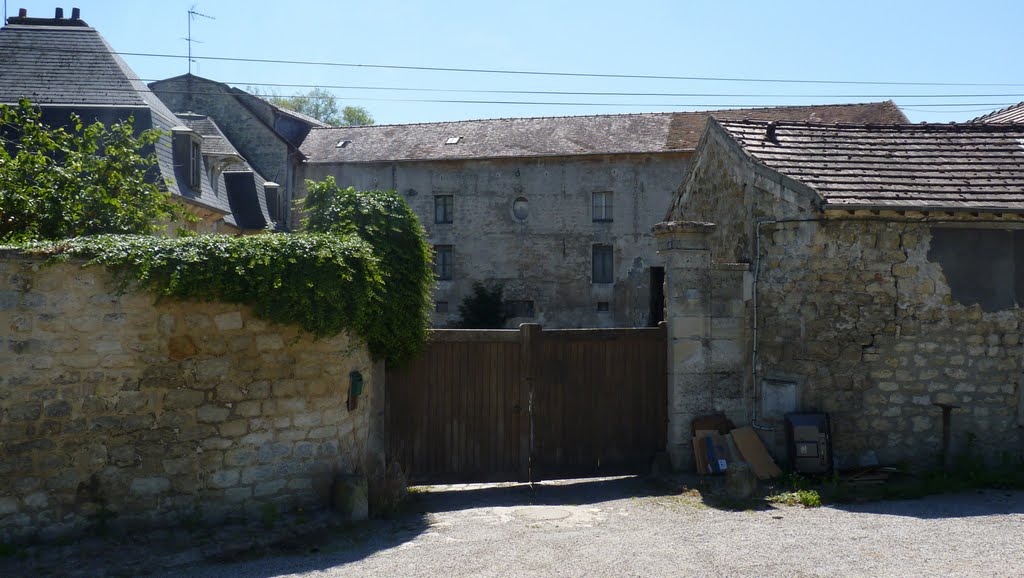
[55,7,63,19]
[18,8,27,17]
[72,7,81,20]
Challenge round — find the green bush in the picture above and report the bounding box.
[0,98,184,242]
[300,177,433,365]
[457,282,506,328]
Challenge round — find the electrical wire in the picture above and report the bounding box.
[20,45,1024,88]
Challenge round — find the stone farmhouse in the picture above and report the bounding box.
[658,117,1024,470]
[0,10,275,233]
[297,103,907,328]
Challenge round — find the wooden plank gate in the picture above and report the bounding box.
[385,324,667,483]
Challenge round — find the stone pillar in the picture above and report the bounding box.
[654,221,716,470]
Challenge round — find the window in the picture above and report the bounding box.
[434,194,453,224]
[433,245,453,280]
[190,139,202,189]
[596,301,610,312]
[264,183,281,224]
[592,244,613,283]
[435,301,449,313]
[512,197,529,220]
[505,300,535,318]
[592,191,613,222]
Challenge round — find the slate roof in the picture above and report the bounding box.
[175,113,275,229]
[300,101,907,163]
[715,119,1024,212]
[972,102,1024,124]
[0,19,233,218]
[177,113,242,158]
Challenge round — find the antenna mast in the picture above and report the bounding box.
[186,5,215,75]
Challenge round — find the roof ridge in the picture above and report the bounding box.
[718,119,1024,131]
[970,101,1024,123]
[306,101,898,132]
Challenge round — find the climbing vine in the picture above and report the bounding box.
[24,229,427,365]
[301,177,434,365]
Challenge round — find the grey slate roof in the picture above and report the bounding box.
[0,21,234,218]
[300,102,907,163]
[175,112,275,230]
[177,113,242,158]
[715,119,1024,212]
[972,102,1024,124]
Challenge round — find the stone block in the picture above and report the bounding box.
[256,335,285,352]
[219,420,248,438]
[167,335,197,360]
[164,389,206,410]
[254,479,286,497]
[225,448,257,467]
[241,465,275,484]
[209,469,241,489]
[195,358,230,383]
[131,477,171,496]
[197,404,231,423]
[213,311,244,331]
[8,401,41,422]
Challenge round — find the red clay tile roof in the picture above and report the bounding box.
[717,119,1024,212]
[300,102,907,163]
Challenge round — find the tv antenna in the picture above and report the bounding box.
[185,5,214,75]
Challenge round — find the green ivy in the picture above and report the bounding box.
[301,177,434,366]
[23,231,425,365]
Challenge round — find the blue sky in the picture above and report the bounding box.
[9,0,1024,124]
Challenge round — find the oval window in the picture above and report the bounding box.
[513,197,529,220]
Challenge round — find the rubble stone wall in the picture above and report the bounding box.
[0,255,382,542]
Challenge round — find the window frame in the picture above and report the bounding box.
[592,244,614,284]
[434,194,454,224]
[189,139,202,189]
[592,191,613,222]
[433,244,453,281]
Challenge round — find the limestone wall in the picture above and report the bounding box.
[759,219,1023,467]
[301,153,691,328]
[0,254,382,541]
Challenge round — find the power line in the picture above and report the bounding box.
[10,82,1011,109]
[23,45,1024,88]
[165,79,1024,100]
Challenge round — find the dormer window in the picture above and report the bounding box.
[336,140,352,148]
[190,140,202,189]
[445,136,462,145]
[171,126,203,194]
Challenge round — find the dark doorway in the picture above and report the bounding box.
[649,266,665,327]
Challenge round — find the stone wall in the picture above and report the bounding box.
[0,255,383,542]
[758,219,1023,467]
[301,153,691,329]
[661,120,1024,470]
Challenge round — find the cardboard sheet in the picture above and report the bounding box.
[731,426,782,479]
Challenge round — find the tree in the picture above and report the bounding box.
[0,98,183,242]
[264,88,374,126]
[457,282,506,329]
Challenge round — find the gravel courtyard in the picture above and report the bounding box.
[171,476,1024,578]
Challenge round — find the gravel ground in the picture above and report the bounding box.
[172,476,1024,578]
[5,476,1023,577]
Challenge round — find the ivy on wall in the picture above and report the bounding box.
[23,193,432,366]
[301,177,434,366]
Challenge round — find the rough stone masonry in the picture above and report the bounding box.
[0,254,383,542]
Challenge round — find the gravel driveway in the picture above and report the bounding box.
[171,476,1024,578]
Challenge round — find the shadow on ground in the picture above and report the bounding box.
[413,474,677,514]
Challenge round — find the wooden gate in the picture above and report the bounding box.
[386,324,666,483]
